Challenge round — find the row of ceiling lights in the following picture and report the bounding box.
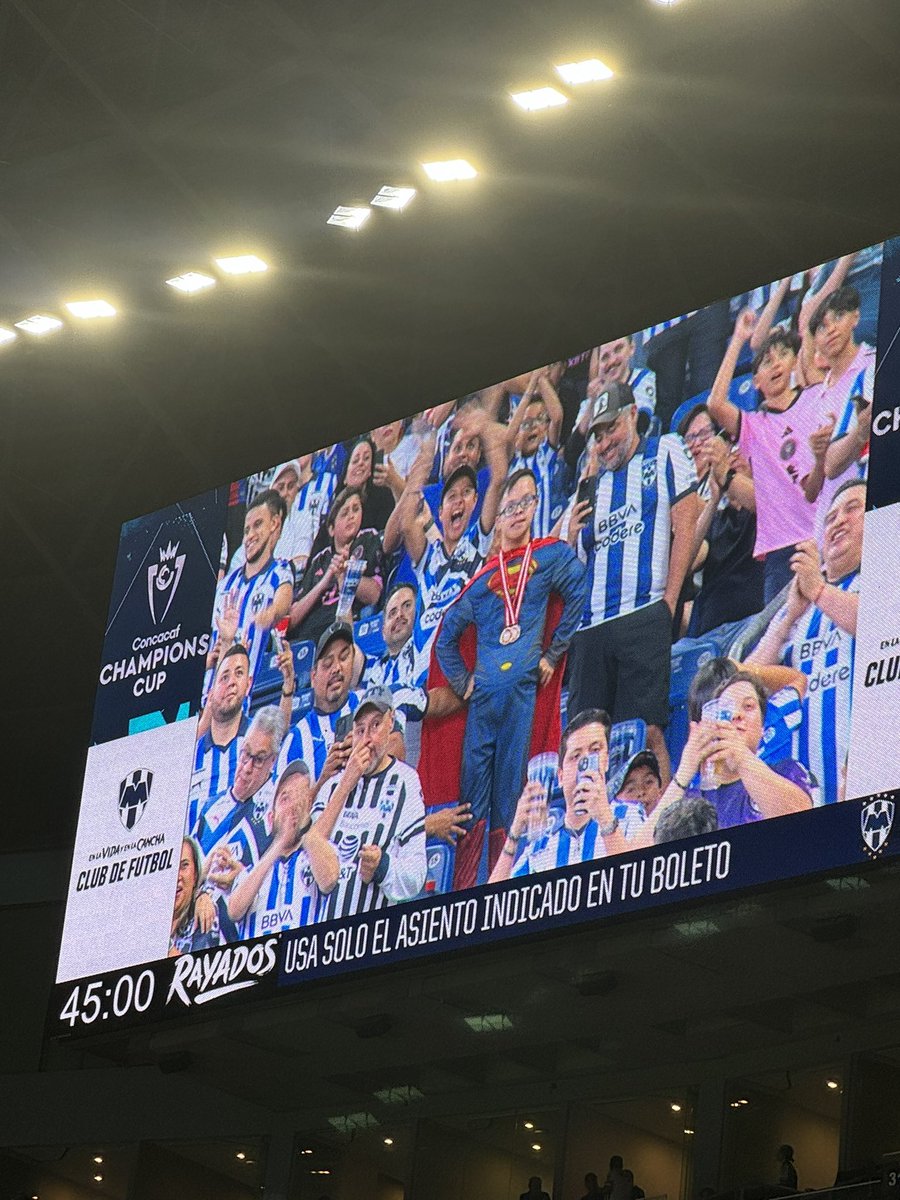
[0,3,690,346]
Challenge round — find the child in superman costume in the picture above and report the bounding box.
[421,469,587,888]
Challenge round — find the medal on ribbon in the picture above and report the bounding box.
[498,543,532,645]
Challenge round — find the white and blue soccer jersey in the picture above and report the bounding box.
[209,557,293,684]
[783,572,859,806]
[367,636,430,766]
[195,788,272,872]
[277,692,363,782]
[315,758,426,920]
[186,716,250,835]
[313,443,346,481]
[413,522,491,652]
[509,441,567,537]
[294,472,338,563]
[511,820,607,876]
[577,434,697,628]
[240,846,320,938]
[758,686,804,768]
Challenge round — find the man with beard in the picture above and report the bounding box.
[312,686,426,919]
[566,383,698,784]
[434,468,586,884]
[277,622,404,786]
[187,643,295,831]
[227,761,340,935]
[208,488,293,684]
[747,479,864,805]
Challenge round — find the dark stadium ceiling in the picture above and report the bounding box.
[2,0,900,850]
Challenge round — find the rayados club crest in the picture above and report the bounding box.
[119,769,154,830]
[147,540,186,625]
[861,792,896,858]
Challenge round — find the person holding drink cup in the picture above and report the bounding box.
[642,673,813,837]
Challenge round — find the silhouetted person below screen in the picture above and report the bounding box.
[521,1176,551,1200]
[777,1144,798,1189]
[582,1172,603,1200]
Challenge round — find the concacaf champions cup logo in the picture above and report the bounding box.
[147,540,186,625]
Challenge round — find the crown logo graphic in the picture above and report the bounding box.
[159,541,180,563]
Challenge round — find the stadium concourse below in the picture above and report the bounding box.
[5,850,900,1199]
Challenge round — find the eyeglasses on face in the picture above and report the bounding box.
[498,494,539,518]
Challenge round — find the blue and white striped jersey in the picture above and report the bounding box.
[758,686,804,768]
[413,522,491,651]
[577,435,697,627]
[313,443,346,481]
[366,636,430,767]
[784,572,859,805]
[240,845,320,938]
[509,441,567,537]
[315,758,426,920]
[642,313,697,343]
[277,692,363,782]
[511,820,607,876]
[209,557,293,684]
[294,472,338,563]
[186,715,250,835]
[195,788,272,872]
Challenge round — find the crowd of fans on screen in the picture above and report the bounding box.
[170,250,876,953]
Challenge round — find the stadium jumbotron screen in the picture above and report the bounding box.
[50,238,900,1036]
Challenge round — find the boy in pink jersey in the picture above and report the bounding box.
[707,308,830,603]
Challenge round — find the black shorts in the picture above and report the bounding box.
[567,600,671,728]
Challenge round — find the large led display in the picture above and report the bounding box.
[50,240,900,1036]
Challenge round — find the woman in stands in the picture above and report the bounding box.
[169,837,219,955]
[678,403,764,638]
[643,672,812,833]
[340,434,396,534]
[288,486,384,644]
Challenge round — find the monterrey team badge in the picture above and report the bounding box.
[860,792,896,858]
[119,768,153,830]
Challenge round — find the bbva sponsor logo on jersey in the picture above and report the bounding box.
[861,793,895,858]
[166,938,279,1007]
[119,769,153,830]
[147,541,186,626]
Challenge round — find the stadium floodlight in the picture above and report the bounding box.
[327,206,371,230]
[65,300,117,319]
[214,254,268,274]
[510,86,568,112]
[370,186,417,211]
[15,314,63,335]
[166,271,216,294]
[421,159,477,182]
[554,58,614,85]
[0,327,16,345]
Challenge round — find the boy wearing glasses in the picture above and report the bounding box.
[433,469,586,886]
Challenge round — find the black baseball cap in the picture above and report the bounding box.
[441,463,478,503]
[314,621,354,663]
[589,381,636,430]
[622,749,662,786]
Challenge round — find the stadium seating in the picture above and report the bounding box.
[248,637,315,714]
[668,373,757,436]
[355,612,386,660]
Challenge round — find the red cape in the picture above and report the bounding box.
[417,538,568,887]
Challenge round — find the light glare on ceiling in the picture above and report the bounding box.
[670,1103,682,1112]
[66,300,117,318]
[327,206,371,230]
[371,186,417,211]
[531,1143,542,1152]
[15,314,63,335]
[554,58,614,85]
[166,272,216,293]
[215,255,268,274]
[511,86,568,112]
[826,1079,840,1090]
[422,159,477,182]
[0,327,17,345]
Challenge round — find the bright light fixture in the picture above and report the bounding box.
[422,159,477,182]
[371,185,417,211]
[66,300,117,319]
[93,1176,103,1184]
[684,1128,695,1136]
[15,314,63,335]
[214,255,268,274]
[0,327,16,345]
[383,1137,394,1146]
[236,1152,246,1160]
[826,1079,840,1090]
[511,86,568,112]
[531,1143,542,1152]
[92,1156,104,1165]
[166,271,216,294]
[523,1121,535,1130]
[670,1103,682,1113]
[555,58,614,85]
[327,206,371,230]
[464,1013,512,1032]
